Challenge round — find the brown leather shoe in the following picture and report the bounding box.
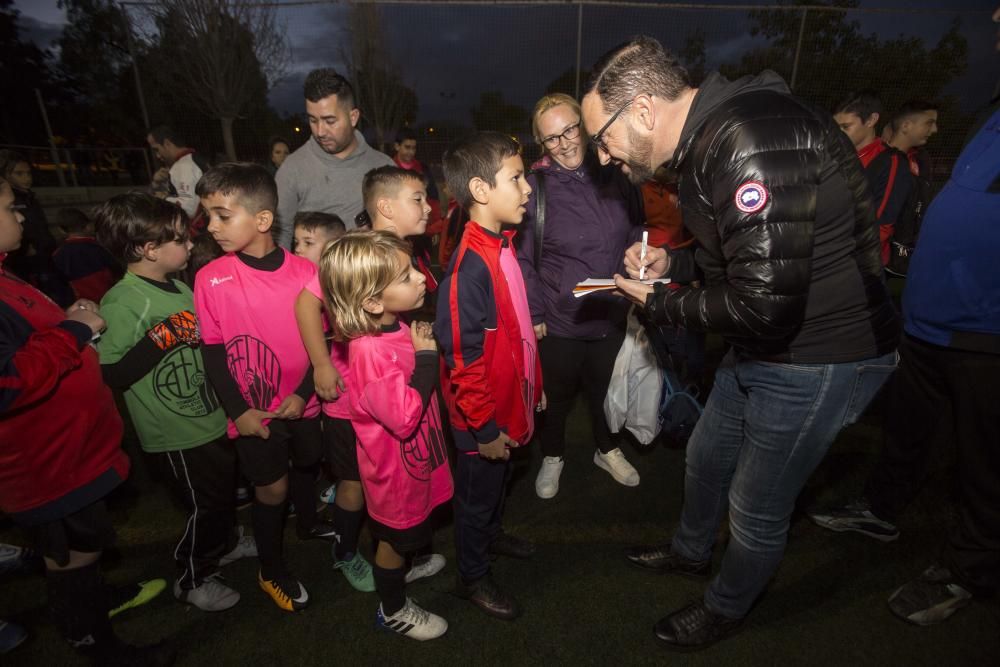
[457,575,521,621]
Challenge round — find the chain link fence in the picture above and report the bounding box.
[113,1,993,181]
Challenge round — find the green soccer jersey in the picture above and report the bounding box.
[99,272,226,452]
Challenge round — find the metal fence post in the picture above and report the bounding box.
[789,7,808,91]
[34,88,66,187]
[574,2,583,100]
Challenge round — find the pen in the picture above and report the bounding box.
[639,230,648,281]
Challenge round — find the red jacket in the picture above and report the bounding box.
[434,223,542,447]
[0,260,128,520]
[858,138,913,266]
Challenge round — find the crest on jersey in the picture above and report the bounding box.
[735,181,769,214]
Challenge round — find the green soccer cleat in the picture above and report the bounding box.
[333,551,375,592]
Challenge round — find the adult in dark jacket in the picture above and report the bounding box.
[517,93,644,499]
[581,36,900,651]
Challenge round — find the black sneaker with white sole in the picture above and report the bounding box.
[807,498,899,542]
[888,563,973,626]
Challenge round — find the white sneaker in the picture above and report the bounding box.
[376,598,448,641]
[174,574,240,612]
[219,525,257,566]
[405,554,445,584]
[535,456,565,499]
[594,448,640,487]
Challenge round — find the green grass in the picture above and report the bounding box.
[3,400,998,665]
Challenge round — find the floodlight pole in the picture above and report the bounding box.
[789,7,808,91]
[574,3,583,99]
[120,3,151,132]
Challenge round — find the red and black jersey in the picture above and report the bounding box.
[858,139,914,266]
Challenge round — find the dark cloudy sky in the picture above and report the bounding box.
[14,0,999,128]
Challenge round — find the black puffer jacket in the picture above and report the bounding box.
[646,71,899,363]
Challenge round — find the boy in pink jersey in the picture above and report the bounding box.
[320,230,453,641]
[193,163,337,613]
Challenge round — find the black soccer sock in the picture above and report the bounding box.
[251,499,286,581]
[47,561,118,655]
[332,506,364,561]
[288,464,319,532]
[373,563,407,617]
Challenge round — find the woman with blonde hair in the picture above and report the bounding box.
[517,93,645,499]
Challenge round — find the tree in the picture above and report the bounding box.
[0,0,56,144]
[342,3,417,151]
[470,91,530,139]
[55,0,139,143]
[143,0,289,160]
[720,0,969,158]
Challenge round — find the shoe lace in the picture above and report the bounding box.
[400,599,430,624]
[676,602,712,635]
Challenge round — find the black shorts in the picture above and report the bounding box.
[321,415,360,482]
[22,500,116,567]
[234,417,322,486]
[368,515,433,555]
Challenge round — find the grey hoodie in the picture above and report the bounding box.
[274,131,393,248]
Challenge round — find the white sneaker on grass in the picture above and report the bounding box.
[376,598,447,641]
[174,574,240,612]
[405,554,445,584]
[219,525,258,566]
[594,448,640,487]
[535,456,564,499]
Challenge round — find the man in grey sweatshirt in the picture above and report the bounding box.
[275,69,393,248]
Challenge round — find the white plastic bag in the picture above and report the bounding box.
[604,306,664,445]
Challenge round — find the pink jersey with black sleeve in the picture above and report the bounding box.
[348,322,453,529]
[194,250,320,438]
[304,275,351,419]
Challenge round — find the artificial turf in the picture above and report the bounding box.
[2,397,998,665]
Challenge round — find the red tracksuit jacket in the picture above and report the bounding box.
[0,258,127,521]
[434,222,542,447]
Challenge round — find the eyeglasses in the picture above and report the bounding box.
[540,122,581,150]
[589,99,634,154]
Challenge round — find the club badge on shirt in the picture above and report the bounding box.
[735,181,769,214]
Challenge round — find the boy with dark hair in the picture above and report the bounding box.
[95,192,256,613]
[364,165,438,296]
[275,68,393,246]
[885,100,939,276]
[292,211,346,266]
[434,132,544,621]
[834,90,914,266]
[0,178,173,664]
[52,207,121,302]
[194,162,336,612]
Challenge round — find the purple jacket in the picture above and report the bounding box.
[516,153,644,340]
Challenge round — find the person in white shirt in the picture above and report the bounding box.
[146,125,208,219]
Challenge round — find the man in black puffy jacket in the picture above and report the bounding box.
[581,36,899,651]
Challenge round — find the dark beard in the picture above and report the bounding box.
[623,124,655,185]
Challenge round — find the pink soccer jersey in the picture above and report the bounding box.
[194,250,320,438]
[304,275,351,419]
[349,323,453,530]
[499,243,538,444]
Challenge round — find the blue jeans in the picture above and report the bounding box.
[671,349,898,618]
